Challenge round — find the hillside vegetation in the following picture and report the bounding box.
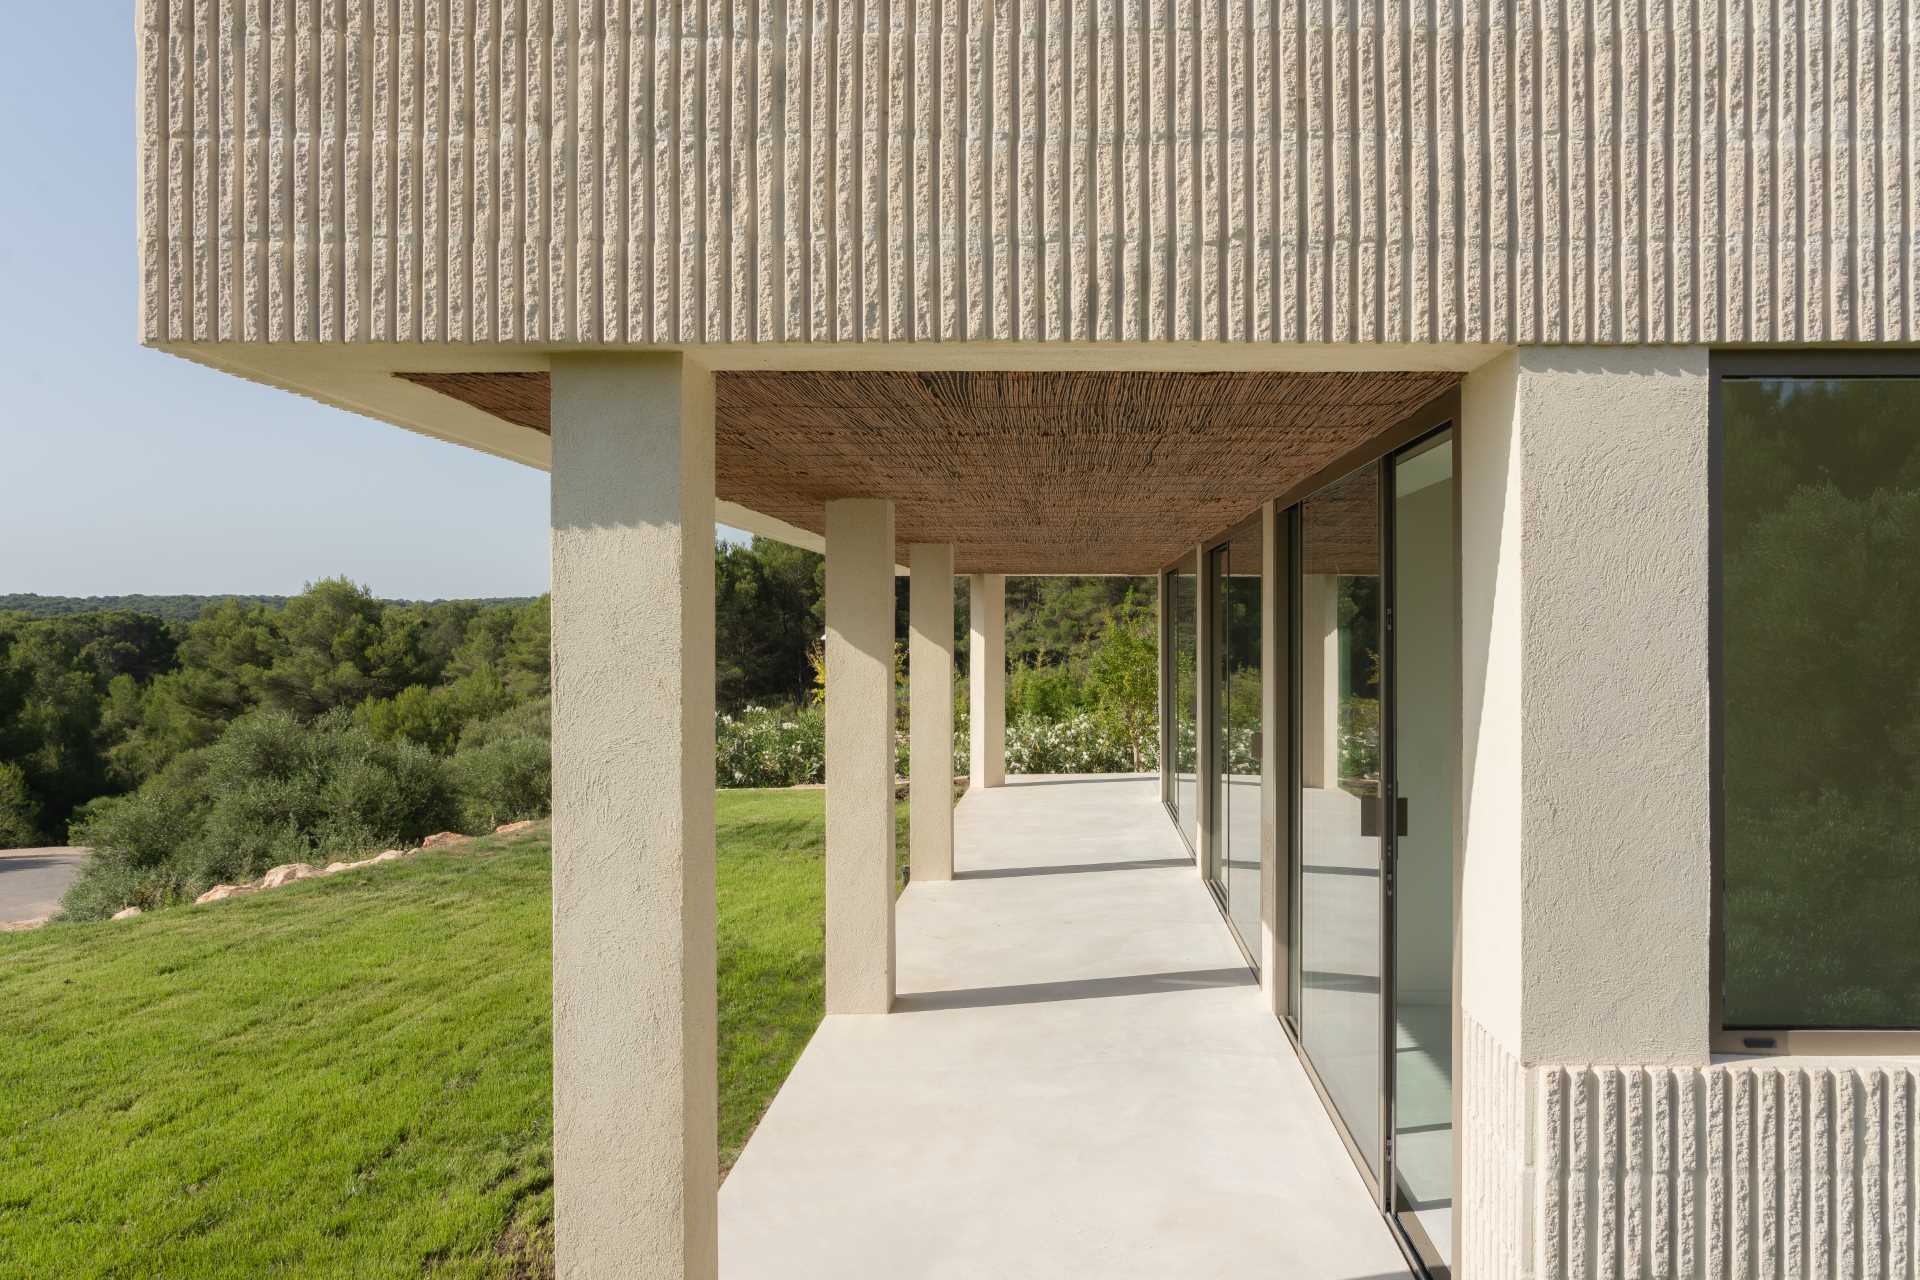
[2,540,1154,920]
[0,593,537,624]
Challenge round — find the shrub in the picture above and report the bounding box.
[715,705,825,787]
[63,710,459,920]
[0,762,41,848]
[457,696,551,751]
[1008,663,1085,721]
[451,735,552,830]
[1004,712,1157,775]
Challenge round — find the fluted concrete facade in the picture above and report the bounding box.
[1461,1014,1920,1280]
[139,0,1920,349]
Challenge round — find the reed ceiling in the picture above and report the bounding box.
[400,369,1458,574]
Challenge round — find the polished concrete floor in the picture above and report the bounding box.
[718,775,1412,1279]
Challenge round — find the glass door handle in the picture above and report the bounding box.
[1358,796,1409,838]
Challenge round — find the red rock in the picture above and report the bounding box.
[421,831,473,850]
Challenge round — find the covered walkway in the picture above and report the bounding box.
[719,775,1411,1279]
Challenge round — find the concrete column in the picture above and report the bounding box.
[549,353,717,1280]
[909,544,956,882]
[1458,347,1712,1069]
[968,573,1007,788]
[1298,573,1341,789]
[825,498,897,1015]
[1455,348,1714,1278]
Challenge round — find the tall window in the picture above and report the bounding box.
[1719,367,1920,1029]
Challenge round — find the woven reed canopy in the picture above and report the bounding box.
[401,368,1458,574]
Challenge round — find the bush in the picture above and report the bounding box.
[458,695,551,751]
[63,710,460,919]
[451,735,552,830]
[1005,712,1157,775]
[1008,663,1086,721]
[0,761,41,848]
[715,705,825,787]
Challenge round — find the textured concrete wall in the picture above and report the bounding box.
[548,353,717,1278]
[1460,1013,1920,1279]
[139,0,1920,348]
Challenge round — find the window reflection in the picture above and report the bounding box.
[1722,375,1920,1029]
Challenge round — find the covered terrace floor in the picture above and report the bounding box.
[719,775,1411,1278]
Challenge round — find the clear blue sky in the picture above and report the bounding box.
[0,9,738,602]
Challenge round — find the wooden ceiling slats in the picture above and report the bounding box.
[398,368,1459,574]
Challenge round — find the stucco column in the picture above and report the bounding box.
[1458,347,1712,1068]
[909,544,956,882]
[825,498,897,1015]
[968,573,1007,788]
[1455,348,1714,1279]
[548,353,717,1280]
[1298,573,1340,790]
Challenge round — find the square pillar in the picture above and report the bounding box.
[549,354,717,1280]
[825,498,897,1014]
[1455,348,1714,1279]
[1298,572,1340,790]
[909,544,956,882]
[968,573,1006,788]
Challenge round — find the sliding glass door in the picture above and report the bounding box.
[1287,424,1456,1276]
[1388,432,1456,1271]
[1295,463,1387,1181]
[1205,517,1264,962]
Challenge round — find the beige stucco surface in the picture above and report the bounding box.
[548,354,717,1279]
[1462,347,1713,1069]
[824,497,899,1015]
[1515,347,1712,1065]
[967,573,1006,789]
[139,0,1918,350]
[908,543,956,883]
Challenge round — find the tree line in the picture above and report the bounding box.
[1,538,1155,917]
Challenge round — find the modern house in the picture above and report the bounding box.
[136,2,1919,1275]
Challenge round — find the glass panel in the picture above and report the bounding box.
[1209,546,1231,892]
[1297,463,1384,1180]
[1722,376,1920,1029]
[1391,433,1456,1266]
[1171,554,1199,851]
[1225,518,1264,955]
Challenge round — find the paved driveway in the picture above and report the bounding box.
[0,848,90,923]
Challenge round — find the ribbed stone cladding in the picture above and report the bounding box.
[1461,1015,1919,1278]
[139,0,1920,346]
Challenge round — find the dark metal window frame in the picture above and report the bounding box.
[1710,349,1920,1055]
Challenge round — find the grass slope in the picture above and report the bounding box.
[0,790,903,1278]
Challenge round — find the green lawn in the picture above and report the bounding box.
[0,789,904,1279]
